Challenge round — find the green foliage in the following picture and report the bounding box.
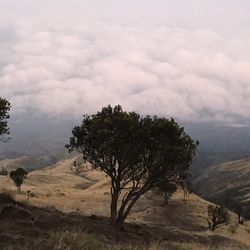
[0,98,11,141]
[207,205,229,231]
[157,179,177,205]
[66,105,198,228]
[9,168,27,193]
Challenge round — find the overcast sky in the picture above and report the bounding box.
[1,0,250,124]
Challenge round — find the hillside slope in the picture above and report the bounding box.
[0,156,250,249]
[0,155,57,172]
[194,158,250,207]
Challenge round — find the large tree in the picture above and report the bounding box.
[66,105,198,229]
[0,98,11,142]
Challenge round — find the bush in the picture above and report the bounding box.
[0,168,8,176]
[207,205,229,231]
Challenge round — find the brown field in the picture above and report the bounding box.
[0,156,250,249]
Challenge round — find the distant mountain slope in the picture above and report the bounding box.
[0,151,24,160]
[194,158,250,207]
[0,155,57,172]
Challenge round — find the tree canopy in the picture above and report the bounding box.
[10,168,28,193]
[0,98,11,142]
[66,105,198,228]
[158,179,177,205]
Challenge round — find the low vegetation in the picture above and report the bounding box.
[207,205,229,231]
[2,229,250,250]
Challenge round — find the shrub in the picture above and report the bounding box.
[207,205,229,231]
[0,168,8,176]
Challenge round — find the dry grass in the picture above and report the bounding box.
[0,156,250,249]
[3,230,250,250]
[2,230,104,250]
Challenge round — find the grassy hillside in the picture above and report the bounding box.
[0,155,58,172]
[194,158,250,208]
[0,157,250,249]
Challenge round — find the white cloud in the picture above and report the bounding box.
[0,20,250,123]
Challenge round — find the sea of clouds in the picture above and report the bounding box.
[1,19,250,123]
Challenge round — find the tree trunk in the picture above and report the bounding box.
[211,217,217,231]
[110,188,119,224]
[17,186,21,193]
[117,196,139,226]
[237,213,241,224]
[116,216,126,231]
[116,187,149,229]
[166,196,169,205]
[183,190,186,199]
[116,195,131,228]
[164,194,167,206]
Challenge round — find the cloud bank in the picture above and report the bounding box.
[1,20,250,123]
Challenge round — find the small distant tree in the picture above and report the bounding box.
[10,168,27,193]
[232,202,250,224]
[181,177,193,199]
[0,167,8,176]
[158,179,177,205]
[26,190,35,200]
[0,98,11,142]
[66,105,198,229]
[207,205,229,231]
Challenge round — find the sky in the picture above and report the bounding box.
[1,0,250,125]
